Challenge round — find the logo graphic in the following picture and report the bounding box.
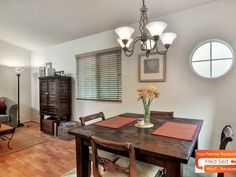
[195,150,236,173]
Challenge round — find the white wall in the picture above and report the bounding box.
[31,0,236,150]
[0,40,31,122]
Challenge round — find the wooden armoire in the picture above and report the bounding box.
[39,76,71,131]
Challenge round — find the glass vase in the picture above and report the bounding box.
[144,105,151,124]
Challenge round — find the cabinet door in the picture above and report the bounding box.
[58,80,70,98]
[40,79,48,112]
[58,80,70,116]
[48,79,57,114]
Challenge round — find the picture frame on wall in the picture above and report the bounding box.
[138,53,166,82]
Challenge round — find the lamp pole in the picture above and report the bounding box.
[15,67,24,127]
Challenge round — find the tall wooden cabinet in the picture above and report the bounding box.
[39,76,71,131]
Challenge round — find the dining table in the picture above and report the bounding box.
[69,113,203,177]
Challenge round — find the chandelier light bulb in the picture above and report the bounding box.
[146,22,167,37]
[115,27,135,40]
[117,38,133,48]
[160,32,177,45]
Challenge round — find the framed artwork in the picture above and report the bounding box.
[45,62,52,68]
[54,70,64,76]
[139,53,166,82]
[39,67,45,77]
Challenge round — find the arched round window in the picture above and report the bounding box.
[190,39,234,78]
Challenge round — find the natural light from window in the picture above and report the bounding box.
[190,39,234,79]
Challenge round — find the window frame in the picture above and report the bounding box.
[75,47,122,102]
[190,39,234,79]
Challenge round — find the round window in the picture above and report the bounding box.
[190,39,234,78]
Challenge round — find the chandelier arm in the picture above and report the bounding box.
[122,37,141,57]
[153,42,158,51]
[153,41,167,55]
[156,48,168,55]
[123,50,134,57]
[125,37,141,53]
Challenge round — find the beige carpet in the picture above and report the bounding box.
[0,132,47,157]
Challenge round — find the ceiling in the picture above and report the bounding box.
[0,0,218,50]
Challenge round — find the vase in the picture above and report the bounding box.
[142,104,154,128]
[144,105,151,124]
[135,105,154,128]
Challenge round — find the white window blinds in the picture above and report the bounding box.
[76,49,122,102]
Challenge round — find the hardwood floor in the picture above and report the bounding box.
[0,122,76,177]
[0,122,235,177]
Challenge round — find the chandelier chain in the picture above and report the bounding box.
[139,1,148,41]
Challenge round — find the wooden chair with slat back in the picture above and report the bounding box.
[79,112,105,126]
[91,135,164,177]
[218,125,233,177]
[79,112,119,176]
[150,111,174,118]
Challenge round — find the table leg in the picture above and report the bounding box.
[191,139,198,158]
[76,136,89,177]
[7,132,14,149]
[165,160,181,177]
[40,114,44,131]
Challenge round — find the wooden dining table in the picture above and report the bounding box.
[69,113,203,177]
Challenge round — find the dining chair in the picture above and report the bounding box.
[150,111,174,118]
[91,135,165,177]
[182,125,234,177]
[219,125,233,150]
[80,112,105,126]
[218,125,233,177]
[79,112,120,176]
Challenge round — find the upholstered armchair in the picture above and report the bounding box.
[0,97,18,128]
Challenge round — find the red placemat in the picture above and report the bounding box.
[95,116,136,129]
[152,121,198,141]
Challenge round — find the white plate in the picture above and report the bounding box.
[134,123,154,128]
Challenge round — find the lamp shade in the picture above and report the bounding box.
[160,32,177,45]
[115,27,135,40]
[142,39,155,50]
[146,21,167,37]
[15,67,24,75]
[117,38,133,48]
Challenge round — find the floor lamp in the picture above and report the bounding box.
[15,67,24,127]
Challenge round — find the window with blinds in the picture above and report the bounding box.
[76,48,122,102]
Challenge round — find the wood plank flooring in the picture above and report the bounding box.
[0,122,235,177]
[0,122,76,177]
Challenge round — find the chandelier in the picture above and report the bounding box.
[115,0,177,57]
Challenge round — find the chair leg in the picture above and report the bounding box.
[155,168,166,177]
[88,160,91,177]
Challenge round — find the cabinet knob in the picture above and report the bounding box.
[45,92,49,95]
